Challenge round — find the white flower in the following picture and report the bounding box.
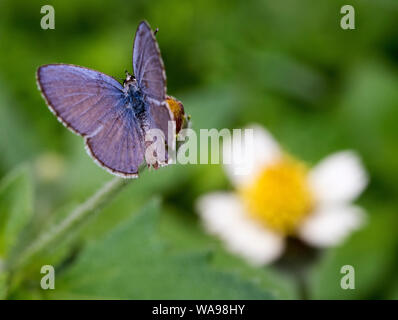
[196,125,368,266]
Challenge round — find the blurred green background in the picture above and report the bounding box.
[0,0,398,299]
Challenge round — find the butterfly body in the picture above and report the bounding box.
[123,76,147,119]
[36,21,181,178]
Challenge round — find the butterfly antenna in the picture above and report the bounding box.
[154,27,159,36]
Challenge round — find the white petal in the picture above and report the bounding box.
[196,192,284,266]
[298,205,366,248]
[309,151,368,205]
[223,125,281,187]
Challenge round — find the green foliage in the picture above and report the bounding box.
[0,0,397,299]
[158,207,298,299]
[310,208,398,299]
[0,166,33,298]
[0,166,33,258]
[47,199,276,299]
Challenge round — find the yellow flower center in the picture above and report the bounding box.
[239,157,314,235]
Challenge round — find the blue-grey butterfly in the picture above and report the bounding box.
[37,21,185,178]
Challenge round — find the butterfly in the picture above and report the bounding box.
[37,21,185,178]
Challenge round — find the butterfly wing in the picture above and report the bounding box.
[133,21,167,103]
[133,21,174,148]
[85,108,145,177]
[37,64,144,177]
[37,64,124,136]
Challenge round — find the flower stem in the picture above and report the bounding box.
[8,176,131,271]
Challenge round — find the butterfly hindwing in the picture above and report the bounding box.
[85,108,145,177]
[148,100,173,146]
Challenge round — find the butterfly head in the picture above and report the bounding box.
[123,71,136,86]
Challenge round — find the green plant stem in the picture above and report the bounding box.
[8,176,131,271]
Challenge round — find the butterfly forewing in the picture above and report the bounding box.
[37,64,125,136]
[133,21,173,148]
[133,21,167,103]
[37,64,145,177]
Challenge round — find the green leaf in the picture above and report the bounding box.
[0,166,33,257]
[339,63,398,192]
[159,207,298,299]
[48,199,275,299]
[5,202,82,295]
[309,209,398,299]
